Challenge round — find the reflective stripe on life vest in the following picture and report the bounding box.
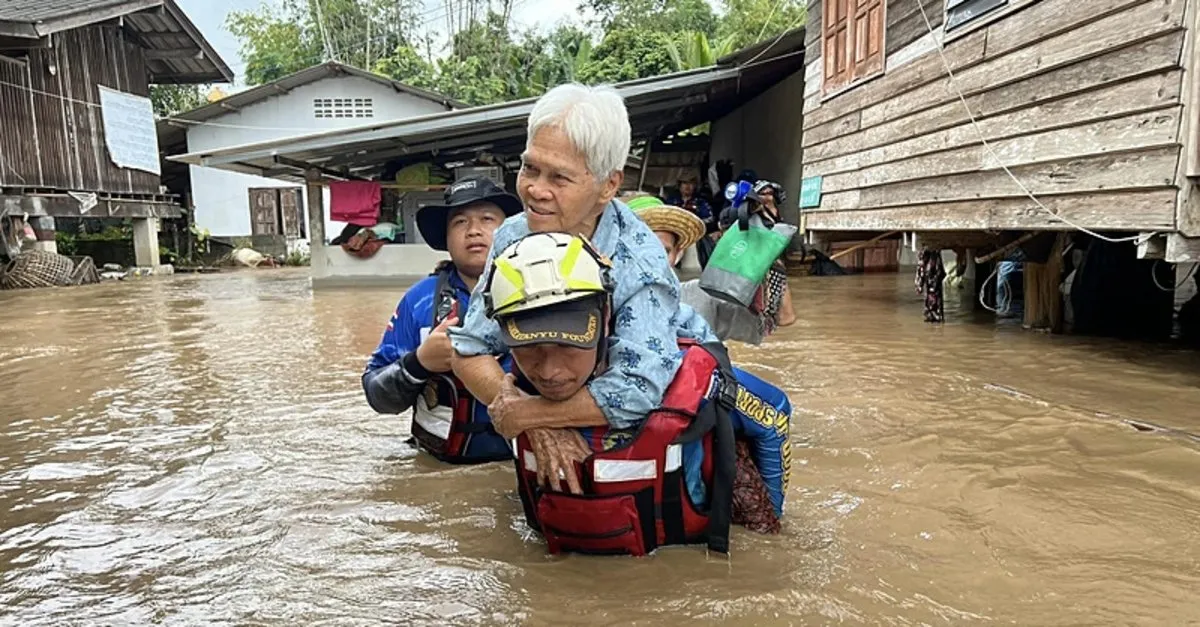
[514,342,738,557]
[409,268,510,465]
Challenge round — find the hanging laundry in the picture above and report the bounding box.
[329,181,382,225]
[915,249,947,323]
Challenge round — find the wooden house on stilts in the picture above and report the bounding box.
[799,0,1200,333]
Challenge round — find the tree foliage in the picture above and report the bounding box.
[150,85,212,117]
[225,0,807,106]
[716,0,807,49]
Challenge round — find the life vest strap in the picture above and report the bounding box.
[696,341,738,555]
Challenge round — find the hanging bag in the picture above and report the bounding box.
[699,183,796,307]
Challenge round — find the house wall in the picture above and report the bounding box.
[800,0,1192,235]
[710,68,808,229]
[0,25,159,195]
[186,76,451,240]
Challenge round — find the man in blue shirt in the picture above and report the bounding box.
[449,83,719,443]
[363,176,522,463]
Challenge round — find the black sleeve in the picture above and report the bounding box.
[361,352,433,414]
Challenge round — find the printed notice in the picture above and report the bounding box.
[98,85,161,176]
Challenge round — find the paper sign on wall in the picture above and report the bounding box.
[98,85,161,176]
[799,176,823,209]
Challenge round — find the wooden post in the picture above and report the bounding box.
[637,142,652,192]
[1023,233,1067,333]
[305,169,327,278]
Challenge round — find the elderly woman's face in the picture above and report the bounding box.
[518,126,620,236]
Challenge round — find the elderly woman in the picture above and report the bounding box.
[449,83,718,451]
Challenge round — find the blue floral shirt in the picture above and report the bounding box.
[449,199,718,429]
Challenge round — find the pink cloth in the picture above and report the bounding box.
[329,181,381,224]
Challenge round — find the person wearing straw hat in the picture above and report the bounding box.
[624,194,706,268]
[624,194,783,345]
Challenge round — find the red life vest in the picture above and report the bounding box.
[410,268,510,465]
[513,341,738,557]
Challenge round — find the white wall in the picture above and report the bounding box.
[312,243,450,286]
[187,75,452,241]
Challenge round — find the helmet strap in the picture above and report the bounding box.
[589,294,614,381]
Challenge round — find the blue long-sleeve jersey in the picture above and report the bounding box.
[363,266,513,461]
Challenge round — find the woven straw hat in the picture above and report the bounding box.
[624,194,706,251]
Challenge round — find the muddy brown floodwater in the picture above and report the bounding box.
[3,268,1200,626]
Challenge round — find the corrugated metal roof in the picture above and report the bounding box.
[0,0,131,22]
[0,0,232,84]
[156,61,463,155]
[171,61,463,122]
[168,39,807,181]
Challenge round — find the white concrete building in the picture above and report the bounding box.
[159,62,459,248]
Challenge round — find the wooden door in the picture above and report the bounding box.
[279,188,305,238]
[248,188,280,236]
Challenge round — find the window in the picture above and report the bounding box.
[823,0,886,93]
[313,97,374,119]
[946,0,1008,32]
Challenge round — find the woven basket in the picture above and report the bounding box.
[1,250,78,290]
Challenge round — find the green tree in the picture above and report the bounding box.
[578,28,677,84]
[227,0,423,86]
[582,0,717,37]
[150,84,211,117]
[372,44,438,91]
[226,7,322,85]
[716,0,807,49]
[666,31,737,71]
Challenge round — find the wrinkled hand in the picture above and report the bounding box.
[488,373,531,439]
[527,428,591,495]
[415,309,459,374]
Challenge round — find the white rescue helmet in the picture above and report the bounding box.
[483,232,615,350]
[484,232,614,319]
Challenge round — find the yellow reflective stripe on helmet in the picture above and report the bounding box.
[492,258,527,313]
[558,237,584,279]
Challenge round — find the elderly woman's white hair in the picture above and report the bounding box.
[526,83,632,180]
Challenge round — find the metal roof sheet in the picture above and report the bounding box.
[168,38,806,181]
[0,0,232,84]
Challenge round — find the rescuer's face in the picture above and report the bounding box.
[511,343,599,402]
[446,203,505,279]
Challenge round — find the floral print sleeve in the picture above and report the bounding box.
[584,218,718,429]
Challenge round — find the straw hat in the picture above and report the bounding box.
[623,194,706,251]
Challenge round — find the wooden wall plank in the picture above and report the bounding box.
[819,107,1182,193]
[859,0,1187,132]
[886,0,942,55]
[803,109,863,147]
[0,59,37,187]
[1174,0,1200,237]
[804,0,1175,133]
[803,28,987,129]
[803,190,1179,231]
[806,66,1185,175]
[815,147,1180,211]
[806,0,823,60]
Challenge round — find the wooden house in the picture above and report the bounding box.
[799,0,1200,263]
[0,0,231,266]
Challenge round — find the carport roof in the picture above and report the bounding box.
[168,28,806,182]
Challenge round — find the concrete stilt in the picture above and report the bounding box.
[306,171,327,280]
[132,218,160,268]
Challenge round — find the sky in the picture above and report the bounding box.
[176,0,588,91]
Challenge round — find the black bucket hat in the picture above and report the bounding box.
[416,176,523,251]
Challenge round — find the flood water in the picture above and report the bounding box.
[2,268,1199,626]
